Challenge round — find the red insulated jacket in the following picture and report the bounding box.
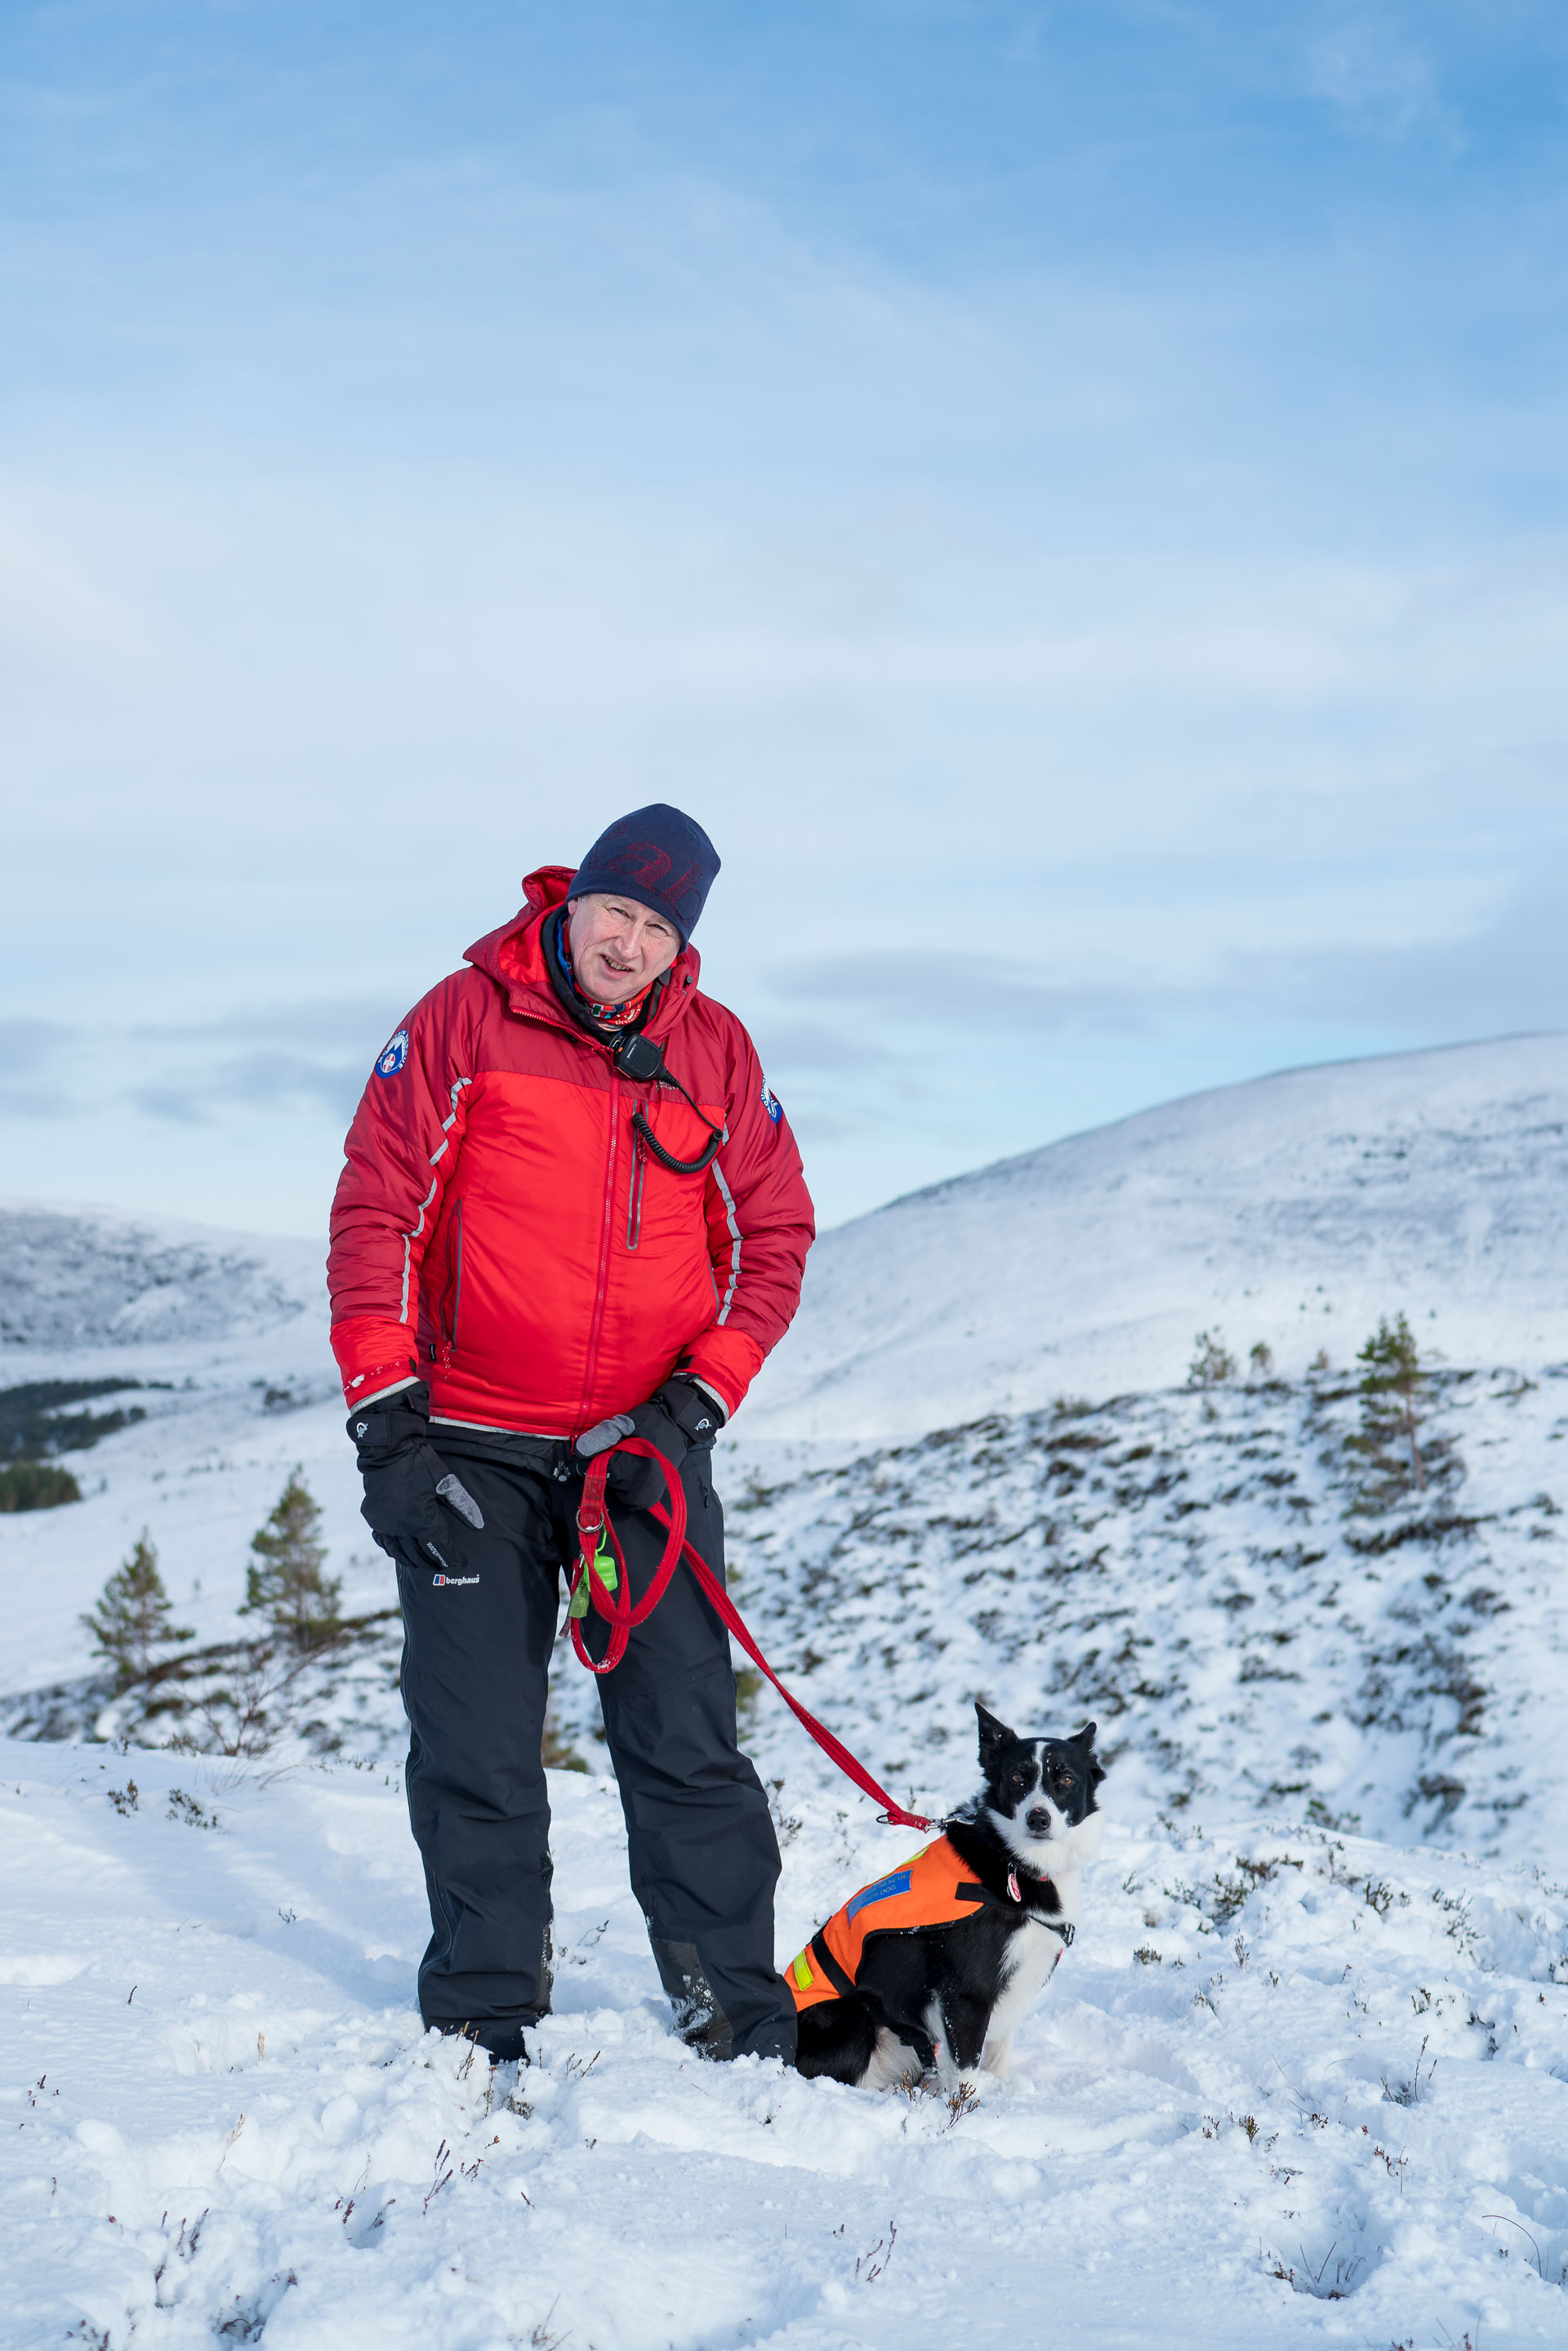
[327,866,815,1435]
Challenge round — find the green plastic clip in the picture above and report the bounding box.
[569,1528,619,1619]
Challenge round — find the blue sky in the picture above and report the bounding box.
[2,1,1566,1235]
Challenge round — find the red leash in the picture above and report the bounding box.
[569,1436,934,1832]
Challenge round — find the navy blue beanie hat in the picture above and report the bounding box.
[567,804,720,946]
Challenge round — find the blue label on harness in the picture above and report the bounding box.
[846,1868,912,1923]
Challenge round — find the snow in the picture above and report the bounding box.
[744,1032,1568,1441]
[6,1037,1568,2346]
[0,1198,322,1352]
[7,1745,1568,2347]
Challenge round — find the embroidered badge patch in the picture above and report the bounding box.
[845,1868,913,1922]
[760,1078,782,1124]
[375,1029,409,1079]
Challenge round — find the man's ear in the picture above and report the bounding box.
[975,1702,1013,1765]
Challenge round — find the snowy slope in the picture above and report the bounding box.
[745,1033,1568,1441]
[7,1040,1568,2347]
[0,1197,323,1353]
[7,1746,1568,2349]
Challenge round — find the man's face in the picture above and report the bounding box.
[567,892,681,1004]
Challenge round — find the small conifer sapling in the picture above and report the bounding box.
[1349,1313,1428,1507]
[1187,1329,1236,1389]
[81,1533,194,1690]
[243,1469,341,1651]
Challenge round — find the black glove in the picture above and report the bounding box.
[574,1378,724,1508]
[348,1381,484,1573]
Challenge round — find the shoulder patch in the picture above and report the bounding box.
[760,1077,782,1124]
[375,1029,409,1079]
[845,1868,913,1922]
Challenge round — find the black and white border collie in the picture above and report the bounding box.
[794,1706,1105,2093]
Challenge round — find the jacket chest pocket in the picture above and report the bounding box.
[622,1098,717,1254]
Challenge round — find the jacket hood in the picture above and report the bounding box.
[464,864,702,1035]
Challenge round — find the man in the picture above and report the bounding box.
[327,805,814,2067]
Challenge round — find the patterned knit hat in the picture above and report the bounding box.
[567,804,720,946]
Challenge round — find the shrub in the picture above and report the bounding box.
[1187,1330,1236,1388]
[81,1532,194,1689]
[0,1461,82,1512]
[1248,1342,1274,1380]
[243,1469,341,1651]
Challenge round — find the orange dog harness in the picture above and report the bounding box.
[787,1834,1071,2012]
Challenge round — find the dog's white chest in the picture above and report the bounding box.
[987,1917,1065,2042]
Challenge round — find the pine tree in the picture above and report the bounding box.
[243,1469,341,1651]
[1348,1313,1428,1510]
[80,1533,194,1690]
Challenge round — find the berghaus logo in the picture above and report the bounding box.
[432,1573,480,1588]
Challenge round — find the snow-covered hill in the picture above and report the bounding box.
[7,1037,1568,2349]
[745,1032,1568,1441]
[0,1196,323,1354]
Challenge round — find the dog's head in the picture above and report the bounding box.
[973,1703,1105,1869]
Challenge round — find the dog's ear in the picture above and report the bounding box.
[975,1701,1013,1763]
[1075,1721,1098,1749]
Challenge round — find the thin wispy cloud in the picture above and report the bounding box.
[1,1,1565,1228]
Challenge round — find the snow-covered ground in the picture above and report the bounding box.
[8,1745,1568,2348]
[743,1032,1568,1440]
[6,1040,1568,2346]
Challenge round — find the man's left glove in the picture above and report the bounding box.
[574,1377,725,1509]
[348,1380,485,1572]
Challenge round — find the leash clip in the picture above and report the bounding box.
[576,1501,604,1535]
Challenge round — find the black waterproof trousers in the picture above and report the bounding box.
[392,1430,795,2066]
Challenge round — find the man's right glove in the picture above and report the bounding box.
[348,1381,485,1574]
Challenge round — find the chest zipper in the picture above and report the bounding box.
[626,1126,647,1251]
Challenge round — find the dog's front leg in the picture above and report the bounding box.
[927,1994,991,2099]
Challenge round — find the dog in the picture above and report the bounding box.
[791,1704,1104,2093]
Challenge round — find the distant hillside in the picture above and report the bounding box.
[746,1034,1568,1441]
[0,1199,323,1351]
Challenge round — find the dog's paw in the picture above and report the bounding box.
[980,2037,1014,2083]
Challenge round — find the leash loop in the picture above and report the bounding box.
[565,1437,933,1831]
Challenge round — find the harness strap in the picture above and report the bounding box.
[955,1881,1076,1942]
[808,1930,858,2000]
[568,1438,934,1832]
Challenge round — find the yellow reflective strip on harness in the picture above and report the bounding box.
[791,1950,813,1991]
